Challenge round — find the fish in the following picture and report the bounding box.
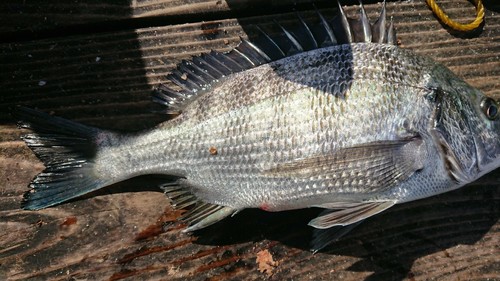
[17,1,500,252]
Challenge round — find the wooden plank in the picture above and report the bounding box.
[1,1,499,280]
[0,0,325,37]
[0,0,231,34]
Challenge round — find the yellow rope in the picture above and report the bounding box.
[426,0,485,32]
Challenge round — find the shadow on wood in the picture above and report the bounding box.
[0,0,167,131]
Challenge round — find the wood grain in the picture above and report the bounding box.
[1,1,499,280]
[0,0,329,40]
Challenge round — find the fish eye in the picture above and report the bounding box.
[481,98,499,120]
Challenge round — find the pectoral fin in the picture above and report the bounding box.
[264,138,425,192]
[308,201,395,229]
[161,181,236,232]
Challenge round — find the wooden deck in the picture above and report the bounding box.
[0,0,499,280]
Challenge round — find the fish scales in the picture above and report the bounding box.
[97,44,434,208]
[17,2,500,251]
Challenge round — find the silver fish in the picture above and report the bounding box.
[18,2,500,251]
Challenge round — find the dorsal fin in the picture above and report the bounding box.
[153,1,397,114]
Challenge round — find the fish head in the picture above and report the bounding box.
[465,86,500,179]
[428,64,500,184]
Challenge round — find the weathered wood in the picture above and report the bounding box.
[1,1,499,280]
[0,0,328,37]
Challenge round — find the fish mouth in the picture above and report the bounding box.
[472,133,500,179]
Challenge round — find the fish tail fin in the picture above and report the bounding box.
[16,107,113,210]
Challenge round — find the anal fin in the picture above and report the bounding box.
[161,182,236,232]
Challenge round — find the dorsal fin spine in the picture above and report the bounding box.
[214,51,244,71]
[232,48,257,67]
[153,85,188,113]
[373,1,387,43]
[192,56,222,79]
[190,65,216,82]
[174,68,204,89]
[178,61,209,85]
[168,70,197,92]
[238,38,272,62]
[387,17,396,45]
[203,52,232,75]
[256,25,286,59]
[210,51,243,72]
[359,1,373,42]
[297,12,319,49]
[274,20,304,52]
[337,0,353,42]
[157,84,185,99]
[155,0,397,114]
[316,8,338,45]
[226,51,253,68]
